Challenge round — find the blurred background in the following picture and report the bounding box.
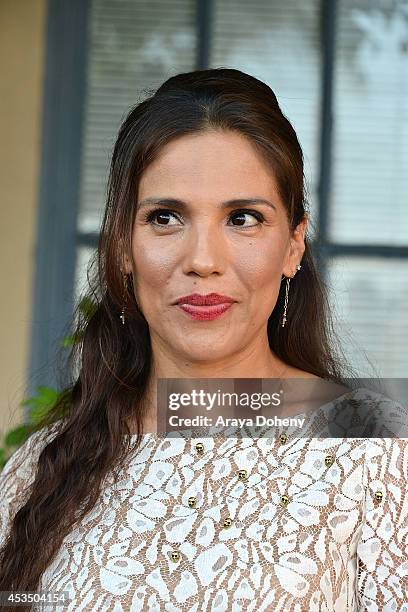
[1,0,407,436]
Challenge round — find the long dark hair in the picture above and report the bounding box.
[0,67,359,602]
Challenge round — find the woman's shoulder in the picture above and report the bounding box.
[284,379,408,442]
[0,422,60,546]
[330,385,408,438]
[0,421,60,482]
[0,422,59,488]
[357,388,408,471]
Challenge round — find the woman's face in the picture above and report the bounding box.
[124,129,307,363]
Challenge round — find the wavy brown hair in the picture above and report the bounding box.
[0,67,358,604]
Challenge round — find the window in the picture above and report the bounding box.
[327,0,408,376]
[75,0,197,296]
[30,0,408,396]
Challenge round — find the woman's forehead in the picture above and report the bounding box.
[137,132,282,207]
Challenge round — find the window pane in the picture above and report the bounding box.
[74,246,95,305]
[77,0,197,233]
[330,0,408,245]
[212,0,321,239]
[327,257,408,376]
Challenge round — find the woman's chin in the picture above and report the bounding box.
[174,344,236,367]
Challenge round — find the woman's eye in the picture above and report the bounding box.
[229,211,263,227]
[145,209,264,228]
[146,210,180,225]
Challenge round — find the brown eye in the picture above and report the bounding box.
[145,210,181,225]
[144,208,264,228]
[229,210,264,227]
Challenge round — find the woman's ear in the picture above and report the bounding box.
[282,214,308,277]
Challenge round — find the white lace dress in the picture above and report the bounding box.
[1,387,408,611]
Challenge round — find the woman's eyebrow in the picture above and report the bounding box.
[137,197,277,212]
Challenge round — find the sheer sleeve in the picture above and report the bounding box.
[357,437,408,610]
[0,424,59,550]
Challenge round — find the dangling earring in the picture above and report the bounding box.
[281,264,301,327]
[120,273,128,325]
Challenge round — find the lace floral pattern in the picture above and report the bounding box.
[1,388,408,611]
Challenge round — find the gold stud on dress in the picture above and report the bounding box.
[195,442,204,454]
[374,490,383,502]
[171,550,180,562]
[188,496,197,508]
[237,469,248,481]
[279,432,288,444]
[280,494,289,506]
[223,517,233,529]
[325,455,334,466]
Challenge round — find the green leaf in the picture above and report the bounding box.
[29,404,53,424]
[60,330,84,347]
[60,335,75,347]
[4,424,31,447]
[21,385,59,407]
[21,386,60,422]
[0,299,87,460]
[79,296,97,319]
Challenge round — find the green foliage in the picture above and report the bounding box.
[0,295,96,470]
[21,386,61,424]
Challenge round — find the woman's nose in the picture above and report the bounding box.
[181,222,228,276]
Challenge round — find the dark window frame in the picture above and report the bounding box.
[27,0,90,398]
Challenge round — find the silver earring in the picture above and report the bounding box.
[120,273,128,325]
[281,264,301,327]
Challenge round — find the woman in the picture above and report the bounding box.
[0,67,406,611]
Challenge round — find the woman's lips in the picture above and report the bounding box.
[177,302,234,320]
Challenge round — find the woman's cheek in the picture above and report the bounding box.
[132,238,177,287]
